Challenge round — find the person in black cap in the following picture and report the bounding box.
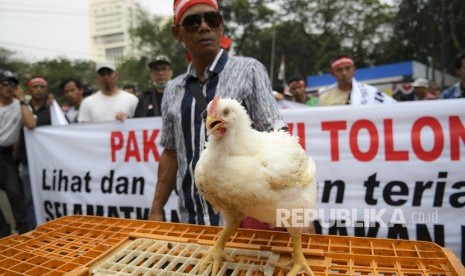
[0,70,36,237]
[134,55,173,117]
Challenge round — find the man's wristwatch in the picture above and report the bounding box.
[20,100,28,106]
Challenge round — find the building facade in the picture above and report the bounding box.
[89,0,142,62]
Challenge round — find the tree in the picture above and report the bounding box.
[0,50,96,102]
[223,0,394,87]
[278,0,395,69]
[29,58,96,102]
[4,0,461,95]
[129,12,187,77]
[0,48,31,83]
[380,0,465,82]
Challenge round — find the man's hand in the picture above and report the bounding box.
[149,149,177,222]
[273,91,284,101]
[115,112,128,122]
[14,86,26,101]
[148,210,164,221]
[47,93,55,106]
[14,86,37,129]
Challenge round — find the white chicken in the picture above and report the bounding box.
[194,96,317,276]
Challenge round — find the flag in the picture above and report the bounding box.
[277,56,285,81]
[50,99,69,126]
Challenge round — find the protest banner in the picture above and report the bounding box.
[24,99,464,263]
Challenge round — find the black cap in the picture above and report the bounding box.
[0,70,19,85]
[148,55,172,68]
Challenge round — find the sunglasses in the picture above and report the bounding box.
[1,80,17,88]
[179,11,223,32]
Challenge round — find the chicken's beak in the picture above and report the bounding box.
[206,114,225,136]
[206,114,216,133]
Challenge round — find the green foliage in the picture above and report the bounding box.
[380,0,465,77]
[128,13,187,77]
[30,59,96,103]
[1,0,463,94]
[260,0,394,84]
[0,48,30,77]
[117,57,150,93]
[0,49,96,103]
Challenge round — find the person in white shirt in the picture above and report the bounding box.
[319,55,396,106]
[0,70,36,237]
[78,61,138,123]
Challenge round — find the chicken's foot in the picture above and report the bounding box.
[198,222,239,275]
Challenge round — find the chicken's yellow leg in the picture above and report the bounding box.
[286,231,315,276]
[198,220,240,275]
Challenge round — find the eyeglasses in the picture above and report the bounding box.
[179,11,223,32]
[150,65,171,72]
[1,80,17,88]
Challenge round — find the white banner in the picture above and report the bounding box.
[24,100,464,263]
[25,118,163,222]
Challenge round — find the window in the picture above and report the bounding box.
[99,33,124,44]
[105,47,124,60]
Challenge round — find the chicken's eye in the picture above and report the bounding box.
[223,108,230,117]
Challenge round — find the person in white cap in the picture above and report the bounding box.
[409,77,437,100]
[78,61,138,122]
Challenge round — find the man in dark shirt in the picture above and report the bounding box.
[60,78,84,123]
[441,53,465,99]
[20,76,51,231]
[134,55,173,117]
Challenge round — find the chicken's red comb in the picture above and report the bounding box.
[209,96,219,114]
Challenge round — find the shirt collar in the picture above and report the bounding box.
[184,49,228,81]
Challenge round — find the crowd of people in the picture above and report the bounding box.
[278,53,465,106]
[1,0,464,237]
[0,54,174,237]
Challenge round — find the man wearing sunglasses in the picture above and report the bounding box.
[0,70,36,237]
[149,0,284,228]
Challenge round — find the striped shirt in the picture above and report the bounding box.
[160,49,284,225]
